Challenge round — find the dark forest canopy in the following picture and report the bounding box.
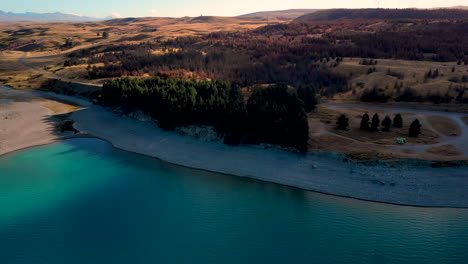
[245,20,468,62]
[66,34,348,94]
[294,8,468,22]
[66,19,468,89]
[101,77,309,152]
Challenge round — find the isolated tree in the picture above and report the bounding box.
[409,119,422,137]
[64,38,73,48]
[382,115,392,131]
[337,114,349,130]
[393,113,403,128]
[102,31,109,38]
[360,113,370,130]
[426,69,432,79]
[371,113,380,131]
[97,32,101,36]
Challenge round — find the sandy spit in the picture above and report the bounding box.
[0,87,60,156]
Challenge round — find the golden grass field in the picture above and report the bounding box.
[0,16,279,88]
[0,16,275,52]
[331,58,468,103]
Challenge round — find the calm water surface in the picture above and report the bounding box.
[1,139,467,264]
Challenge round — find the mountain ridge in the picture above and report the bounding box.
[0,10,112,22]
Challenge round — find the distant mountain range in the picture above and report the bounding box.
[294,8,468,22]
[0,11,112,22]
[239,9,320,19]
[2,6,468,22]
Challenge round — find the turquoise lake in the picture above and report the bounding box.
[1,138,468,264]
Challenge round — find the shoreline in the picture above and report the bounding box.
[2,86,468,208]
[68,98,468,208]
[0,85,82,156]
[5,137,468,210]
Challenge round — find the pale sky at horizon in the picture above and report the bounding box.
[1,0,467,18]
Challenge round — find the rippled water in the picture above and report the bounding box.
[1,139,467,264]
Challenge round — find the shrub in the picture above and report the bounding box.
[386,69,405,79]
[360,87,389,102]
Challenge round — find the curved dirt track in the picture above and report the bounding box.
[325,103,468,158]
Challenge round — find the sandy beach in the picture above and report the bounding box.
[1,86,468,208]
[0,86,80,156]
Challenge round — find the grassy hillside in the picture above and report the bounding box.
[2,12,468,106]
[0,16,276,53]
[239,9,319,19]
[294,8,468,22]
[330,58,468,104]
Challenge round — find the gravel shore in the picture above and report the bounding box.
[2,86,468,208]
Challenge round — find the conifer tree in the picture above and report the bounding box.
[409,119,422,137]
[371,113,380,131]
[393,113,403,128]
[337,114,349,130]
[360,113,370,130]
[382,115,392,131]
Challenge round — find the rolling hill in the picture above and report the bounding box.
[432,5,468,10]
[293,8,468,22]
[239,9,319,19]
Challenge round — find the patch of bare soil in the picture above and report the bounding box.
[426,145,463,157]
[306,104,468,161]
[462,116,468,126]
[309,134,355,151]
[427,115,461,137]
[311,105,440,146]
[40,100,80,114]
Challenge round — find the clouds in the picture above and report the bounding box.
[111,12,123,18]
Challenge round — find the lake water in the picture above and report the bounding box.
[1,138,468,264]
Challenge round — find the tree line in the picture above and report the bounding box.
[336,112,422,137]
[294,8,468,22]
[101,77,310,152]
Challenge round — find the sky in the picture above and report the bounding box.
[1,0,467,18]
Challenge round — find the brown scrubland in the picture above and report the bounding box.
[1,11,468,161]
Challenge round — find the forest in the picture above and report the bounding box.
[101,77,310,152]
[65,19,468,93]
[294,8,468,22]
[66,34,348,95]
